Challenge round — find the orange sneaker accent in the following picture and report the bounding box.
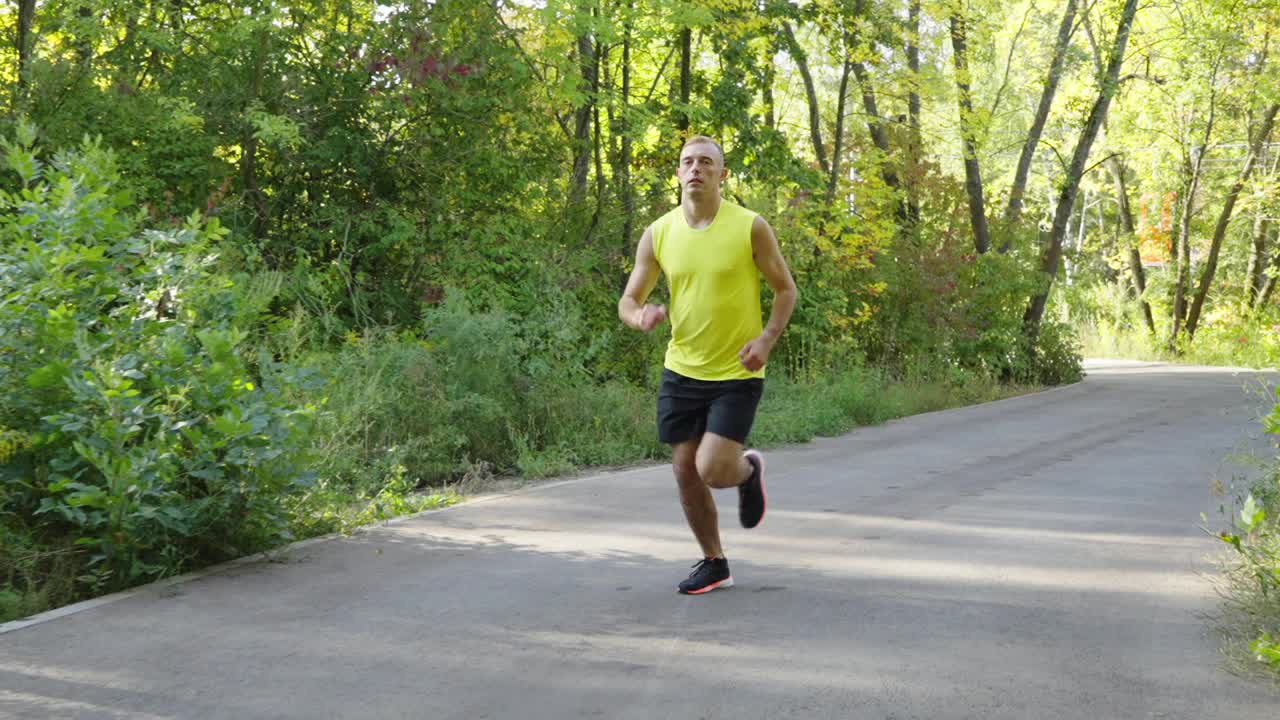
[678,577,734,594]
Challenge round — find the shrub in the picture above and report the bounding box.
[1213,392,1280,679]
[0,127,315,597]
[295,299,666,496]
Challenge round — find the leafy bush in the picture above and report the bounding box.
[294,298,667,499]
[0,127,315,598]
[1031,319,1085,385]
[1068,271,1280,370]
[1213,394,1280,678]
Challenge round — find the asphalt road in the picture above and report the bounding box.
[2,360,1278,719]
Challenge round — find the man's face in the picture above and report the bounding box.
[677,142,727,197]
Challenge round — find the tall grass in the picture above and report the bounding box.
[1213,465,1280,682]
[0,303,1043,624]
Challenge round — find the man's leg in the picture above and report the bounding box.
[701,378,767,529]
[672,438,723,559]
[694,432,753,489]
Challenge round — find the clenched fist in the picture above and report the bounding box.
[635,304,668,332]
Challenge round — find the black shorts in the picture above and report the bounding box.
[656,368,765,445]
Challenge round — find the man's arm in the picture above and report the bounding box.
[618,225,667,331]
[739,215,797,372]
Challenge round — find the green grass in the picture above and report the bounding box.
[1077,320,1280,370]
[0,334,1045,624]
[1212,468,1280,683]
[752,366,1036,447]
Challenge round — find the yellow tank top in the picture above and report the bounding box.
[652,200,764,380]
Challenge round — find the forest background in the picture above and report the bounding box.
[1,0,1278,668]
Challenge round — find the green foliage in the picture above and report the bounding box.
[1251,633,1280,668]
[0,0,1110,622]
[1213,389,1280,680]
[1070,271,1280,370]
[294,301,666,499]
[753,363,1030,447]
[0,132,315,601]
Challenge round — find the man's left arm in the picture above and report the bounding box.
[738,215,797,372]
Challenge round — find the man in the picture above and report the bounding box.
[618,135,797,595]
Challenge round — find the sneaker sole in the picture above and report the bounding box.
[677,577,734,595]
[743,449,767,528]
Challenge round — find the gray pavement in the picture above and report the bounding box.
[2,360,1278,719]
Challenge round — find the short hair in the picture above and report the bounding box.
[681,135,724,164]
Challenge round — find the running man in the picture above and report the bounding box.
[618,135,798,595]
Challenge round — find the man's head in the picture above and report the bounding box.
[677,135,727,199]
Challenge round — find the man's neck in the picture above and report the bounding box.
[681,193,722,230]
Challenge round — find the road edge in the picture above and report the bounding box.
[14,359,1264,635]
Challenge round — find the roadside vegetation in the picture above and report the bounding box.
[0,131,1063,622]
[4,0,1277,633]
[1210,402,1280,682]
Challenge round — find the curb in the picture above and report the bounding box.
[0,464,658,636]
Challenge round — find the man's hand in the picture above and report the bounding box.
[738,331,777,372]
[635,304,668,332]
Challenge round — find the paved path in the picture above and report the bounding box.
[2,360,1277,719]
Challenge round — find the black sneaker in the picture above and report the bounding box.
[677,557,733,594]
[739,449,767,529]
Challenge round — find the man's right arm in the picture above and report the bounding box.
[618,225,667,332]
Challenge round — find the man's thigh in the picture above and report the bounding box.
[657,369,711,444]
[704,377,764,444]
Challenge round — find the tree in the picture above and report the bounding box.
[1185,103,1279,338]
[1005,0,1080,227]
[949,9,992,254]
[1024,0,1140,343]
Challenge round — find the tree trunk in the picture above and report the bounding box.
[781,22,828,174]
[850,60,906,221]
[1245,131,1280,307]
[828,61,852,201]
[17,0,36,91]
[1185,103,1279,339]
[75,3,95,68]
[241,27,269,240]
[1109,157,1156,333]
[1170,143,1209,345]
[1256,224,1280,312]
[677,26,691,132]
[620,7,634,280]
[1005,0,1079,228]
[570,27,596,204]
[1024,0,1139,342]
[849,59,897,184]
[950,12,991,254]
[586,36,607,244]
[1258,274,1278,312]
[763,40,776,131]
[1246,213,1272,307]
[906,0,922,230]
[1083,11,1155,333]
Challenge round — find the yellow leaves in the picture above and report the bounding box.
[823,300,879,333]
[213,145,242,164]
[0,427,32,464]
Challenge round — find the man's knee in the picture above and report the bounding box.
[695,453,738,489]
[673,457,700,487]
[672,441,701,487]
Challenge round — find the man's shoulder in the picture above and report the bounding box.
[649,206,684,234]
